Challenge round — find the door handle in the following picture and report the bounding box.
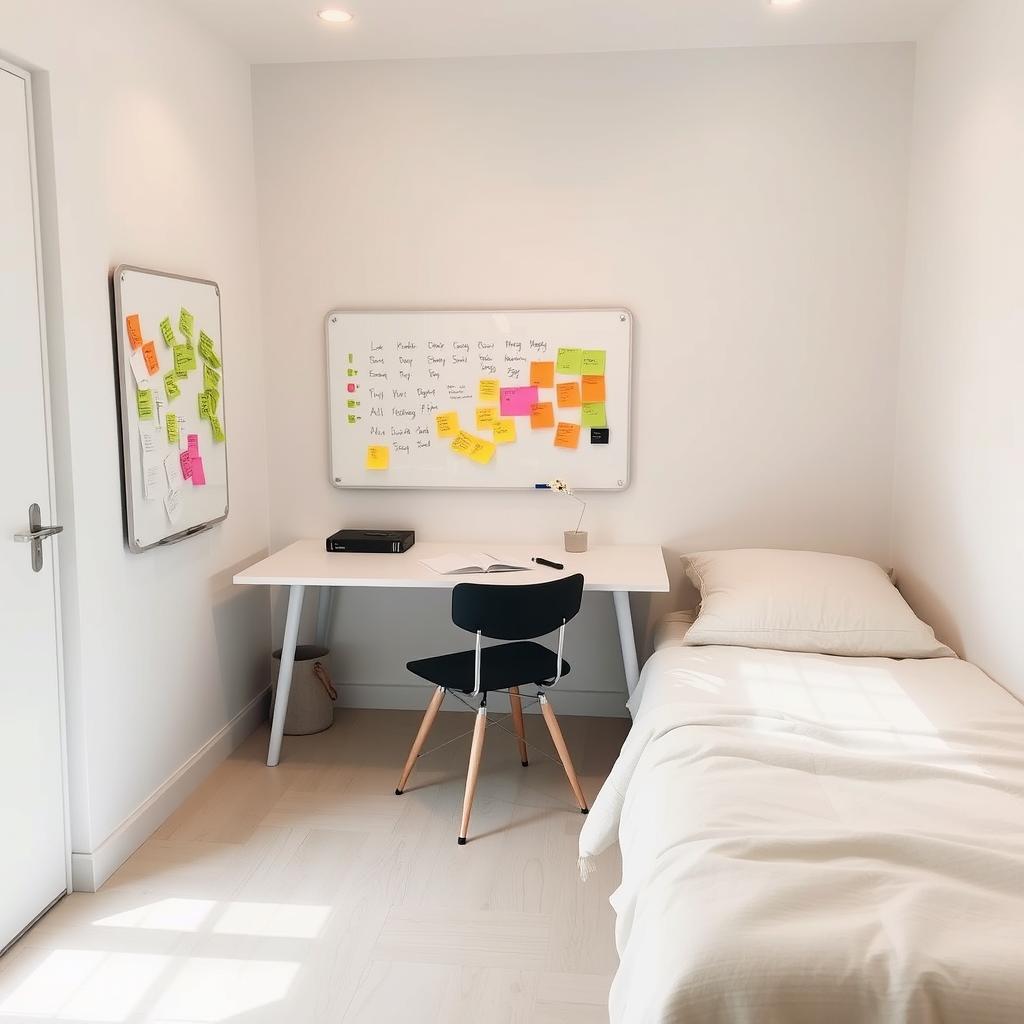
[13,503,62,572]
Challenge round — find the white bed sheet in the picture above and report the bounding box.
[581,641,1024,1023]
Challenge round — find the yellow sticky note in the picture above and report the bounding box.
[451,430,475,457]
[436,410,460,437]
[476,406,499,430]
[556,348,583,374]
[468,438,496,464]
[581,375,606,403]
[581,349,606,374]
[556,381,581,408]
[554,422,580,449]
[478,378,500,401]
[492,418,517,445]
[366,445,389,470]
[530,361,555,388]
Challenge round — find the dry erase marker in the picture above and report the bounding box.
[532,557,564,570]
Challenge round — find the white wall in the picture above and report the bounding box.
[892,0,1024,698]
[1,0,272,887]
[252,44,915,713]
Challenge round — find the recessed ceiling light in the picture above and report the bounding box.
[768,0,802,6]
[318,8,353,24]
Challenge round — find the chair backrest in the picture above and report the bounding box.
[451,574,585,641]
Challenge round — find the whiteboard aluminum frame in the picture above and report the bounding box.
[324,307,632,491]
[112,264,229,552]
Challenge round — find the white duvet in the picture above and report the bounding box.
[580,642,1024,1023]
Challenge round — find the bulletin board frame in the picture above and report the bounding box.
[112,264,229,552]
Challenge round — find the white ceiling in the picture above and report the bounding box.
[171,0,956,64]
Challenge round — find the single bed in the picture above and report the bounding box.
[580,619,1024,1023]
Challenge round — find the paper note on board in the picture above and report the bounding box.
[159,317,176,348]
[206,388,220,416]
[530,401,555,429]
[204,364,220,391]
[476,406,499,430]
[184,343,198,372]
[165,451,184,491]
[492,418,517,445]
[164,487,184,524]
[581,349,606,374]
[163,372,181,401]
[187,434,200,460]
[136,388,155,420]
[365,445,389,470]
[581,375,606,403]
[581,402,607,428]
[139,423,160,461]
[478,379,499,401]
[198,331,221,369]
[197,392,211,421]
[126,314,143,351]
[556,348,583,374]
[179,449,193,481]
[129,348,150,387]
[435,411,460,438]
[554,422,581,449]
[529,361,555,388]
[210,415,225,443]
[179,307,195,339]
[142,341,159,376]
[499,386,538,417]
[173,345,190,379]
[166,412,179,445]
[142,461,163,501]
[556,382,581,408]
[191,456,207,486]
[451,430,496,464]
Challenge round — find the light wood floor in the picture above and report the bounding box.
[0,707,628,1023]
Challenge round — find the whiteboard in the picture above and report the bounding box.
[326,309,631,490]
[112,265,229,551]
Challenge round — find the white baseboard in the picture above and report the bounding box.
[335,683,629,718]
[71,688,270,893]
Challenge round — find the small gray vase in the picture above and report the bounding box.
[564,530,588,553]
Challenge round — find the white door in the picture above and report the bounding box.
[0,61,68,951]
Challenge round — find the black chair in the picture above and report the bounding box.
[395,574,588,844]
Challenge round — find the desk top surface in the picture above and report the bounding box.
[234,539,670,592]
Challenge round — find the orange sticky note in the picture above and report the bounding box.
[581,375,606,403]
[530,402,555,429]
[478,379,500,402]
[435,411,460,438]
[126,314,143,351]
[476,406,500,430]
[529,361,555,388]
[365,445,389,470]
[556,382,581,408]
[141,340,160,376]
[554,422,581,449]
[492,418,516,445]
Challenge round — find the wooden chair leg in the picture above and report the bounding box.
[396,686,445,795]
[508,687,529,766]
[458,706,488,844]
[539,694,588,813]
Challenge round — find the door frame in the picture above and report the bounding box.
[1,55,72,897]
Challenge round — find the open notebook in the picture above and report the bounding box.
[420,552,531,575]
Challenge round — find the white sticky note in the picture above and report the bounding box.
[139,423,160,461]
[164,487,184,523]
[130,348,150,387]
[142,461,163,501]
[165,451,185,491]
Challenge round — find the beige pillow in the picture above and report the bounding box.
[683,549,955,659]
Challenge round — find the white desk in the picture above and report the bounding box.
[234,539,669,766]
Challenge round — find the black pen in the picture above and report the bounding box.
[532,557,564,570]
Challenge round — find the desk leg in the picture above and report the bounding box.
[268,584,305,767]
[315,586,335,648]
[612,591,640,700]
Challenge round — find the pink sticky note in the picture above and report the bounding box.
[187,433,200,460]
[179,449,193,481]
[191,456,206,486]
[499,386,538,417]
[347,383,356,393]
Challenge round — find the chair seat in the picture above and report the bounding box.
[407,641,571,693]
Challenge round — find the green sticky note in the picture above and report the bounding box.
[346,368,358,377]
[581,349,606,375]
[210,415,225,443]
[137,388,154,420]
[203,363,220,391]
[198,391,211,420]
[581,402,607,428]
[206,387,219,416]
[179,307,194,339]
[184,342,197,372]
[347,399,360,408]
[166,412,179,444]
[164,372,181,400]
[198,330,221,369]
[173,345,189,378]
[159,317,176,348]
[556,347,583,374]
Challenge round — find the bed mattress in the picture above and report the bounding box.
[580,638,1024,1023]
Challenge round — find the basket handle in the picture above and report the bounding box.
[312,661,338,701]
